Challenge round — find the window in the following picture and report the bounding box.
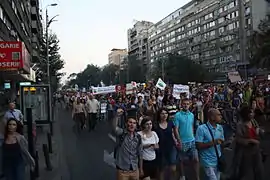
[0,6,3,20]
[228,2,235,9]
[210,21,215,27]
[219,7,223,13]
[245,7,251,15]
[210,30,215,36]
[218,17,225,23]
[205,13,213,20]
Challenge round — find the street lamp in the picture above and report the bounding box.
[45,3,58,134]
[45,3,58,85]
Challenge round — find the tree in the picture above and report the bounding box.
[67,64,101,88]
[33,33,65,91]
[65,55,148,89]
[121,55,146,83]
[250,17,270,69]
[100,64,119,85]
[151,53,211,84]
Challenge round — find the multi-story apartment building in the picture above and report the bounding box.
[127,20,154,64]
[108,48,128,66]
[0,0,43,103]
[30,0,43,63]
[148,0,269,74]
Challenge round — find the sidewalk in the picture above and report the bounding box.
[26,107,69,180]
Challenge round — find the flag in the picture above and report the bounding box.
[155,78,166,90]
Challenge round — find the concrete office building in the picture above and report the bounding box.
[148,0,270,74]
[127,20,154,64]
[108,48,128,66]
[0,0,43,106]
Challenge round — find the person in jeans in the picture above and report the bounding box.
[195,108,224,180]
[113,108,143,180]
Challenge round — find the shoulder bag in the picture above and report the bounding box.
[205,124,226,172]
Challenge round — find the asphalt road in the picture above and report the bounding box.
[57,107,270,180]
[58,109,116,180]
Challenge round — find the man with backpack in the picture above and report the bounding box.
[113,108,143,180]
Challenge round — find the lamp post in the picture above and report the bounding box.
[238,0,248,80]
[45,3,58,134]
[45,3,58,85]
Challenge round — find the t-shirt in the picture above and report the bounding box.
[174,111,195,143]
[138,131,159,161]
[155,121,175,154]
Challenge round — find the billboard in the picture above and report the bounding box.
[0,41,23,69]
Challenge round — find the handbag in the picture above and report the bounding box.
[205,123,226,172]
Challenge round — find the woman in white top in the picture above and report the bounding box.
[138,117,159,180]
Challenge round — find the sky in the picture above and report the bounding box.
[41,0,190,80]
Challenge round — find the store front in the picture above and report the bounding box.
[0,41,33,113]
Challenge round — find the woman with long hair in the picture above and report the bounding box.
[3,118,35,180]
[138,117,159,180]
[155,108,178,180]
[229,105,264,180]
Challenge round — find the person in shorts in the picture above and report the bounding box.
[174,98,200,180]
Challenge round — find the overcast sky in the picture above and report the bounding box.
[41,0,190,80]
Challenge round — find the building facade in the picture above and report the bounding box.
[0,0,42,107]
[148,0,269,74]
[108,48,128,66]
[127,20,154,63]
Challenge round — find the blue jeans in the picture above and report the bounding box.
[4,162,25,180]
[203,167,220,180]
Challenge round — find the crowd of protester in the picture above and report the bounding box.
[61,80,270,180]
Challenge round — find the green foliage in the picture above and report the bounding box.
[70,64,101,88]
[100,64,119,85]
[33,33,65,91]
[126,55,146,82]
[66,54,148,88]
[250,17,270,69]
[151,53,211,83]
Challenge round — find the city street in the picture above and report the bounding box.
[57,107,270,180]
[58,109,116,180]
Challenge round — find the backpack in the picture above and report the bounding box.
[113,131,142,159]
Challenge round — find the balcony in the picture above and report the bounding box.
[31,7,37,15]
[31,7,38,20]
[32,21,38,33]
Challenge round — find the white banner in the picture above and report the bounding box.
[92,85,115,95]
[155,78,166,90]
[228,71,242,83]
[126,81,136,95]
[172,84,190,99]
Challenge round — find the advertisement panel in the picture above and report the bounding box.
[22,42,30,73]
[0,41,23,70]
